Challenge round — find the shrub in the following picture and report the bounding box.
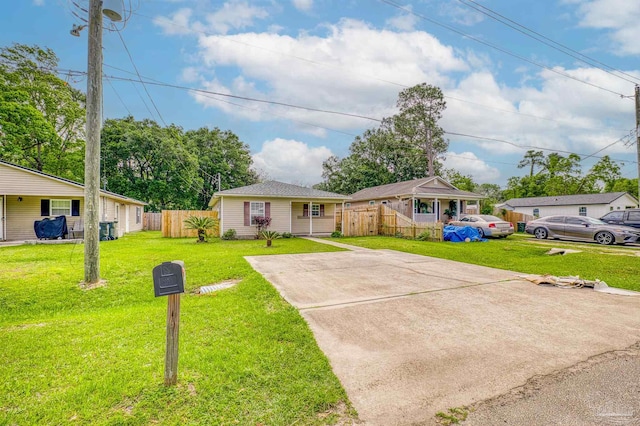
[281,232,293,239]
[221,228,237,240]
[261,230,281,247]
[330,231,343,238]
[183,216,219,243]
[254,216,272,238]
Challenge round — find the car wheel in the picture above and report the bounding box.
[477,227,485,237]
[595,231,614,245]
[534,227,548,239]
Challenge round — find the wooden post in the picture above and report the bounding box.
[164,293,181,386]
[84,0,102,284]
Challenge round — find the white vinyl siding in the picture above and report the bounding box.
[220,198,290,238]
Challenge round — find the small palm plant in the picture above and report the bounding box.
[184,216,218,243]
[261,230,281,247]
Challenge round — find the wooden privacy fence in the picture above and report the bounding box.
[161,210,219,238]
[143,212,162,231]
[500,211,534,228]
[341,205,443,241]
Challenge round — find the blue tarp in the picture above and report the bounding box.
[34,215,68,239]
[443,225,487,242]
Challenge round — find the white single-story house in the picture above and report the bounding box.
[0,159,146,241]
[500,192,639,219]
[347,176,485,222]
[208,181,350,238]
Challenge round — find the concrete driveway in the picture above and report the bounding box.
[245,241,640,425]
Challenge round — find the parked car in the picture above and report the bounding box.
[448,214,514,238]
[599,209,640,229]
[524,215,640,245]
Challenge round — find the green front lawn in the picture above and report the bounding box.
[337,235,640,292]
[0,232,352,425]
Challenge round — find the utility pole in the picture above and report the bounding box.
[84,0,103,284]
[636,85,640,206]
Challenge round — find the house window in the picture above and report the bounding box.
[533,208,540,217]
[51,199,71,216]
[579,207,587,216]
[250,201,265,225]
[303,204,325,217]
[369,200,375,205]
[345,203,351,208]
[136,207,141,224]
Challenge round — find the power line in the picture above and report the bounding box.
[132,11,631,132]
[379,0,629,98]
[457,0,640,86]
[114,24,167,125]
[105,77,132,115]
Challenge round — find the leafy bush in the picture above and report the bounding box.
[281,232,293,239]
[221,228,237,240]
[183,216,219,243]
[330,231,343,238]
[254,216,272,238]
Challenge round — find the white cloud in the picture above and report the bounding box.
[439,2,484,26]
[191,19,467,129]
[205,1,268,34]
[443,151,501,182]
[385,5,420,31]
[153,8,194,35]
[251,138,333,185]
[573,0,640,55]
[292,0,313,12]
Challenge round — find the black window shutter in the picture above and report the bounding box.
[320,204,325,216]
[41,199,50,216]
[71,200,80,216]
[303,204,309,217]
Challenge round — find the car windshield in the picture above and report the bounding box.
[479,215,502,222]
[584,217,606,225]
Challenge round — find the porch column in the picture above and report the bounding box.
[289,201,292,233]
[411,196,415,221]
[309,201,313,235]
[435,197,439,222]
[456,199,460,219]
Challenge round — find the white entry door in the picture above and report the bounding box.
[0,197,4,240]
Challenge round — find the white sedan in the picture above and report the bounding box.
[448,215,514,238]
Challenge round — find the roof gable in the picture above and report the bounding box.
[349,176,483,201]
[213,181,349,199]
[504,192,635,207]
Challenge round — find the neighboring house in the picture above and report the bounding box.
[208,181,350,238]
[347,176,485,223]
[500,192,639,219]
[0,159,146,241]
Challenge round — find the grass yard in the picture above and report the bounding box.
[0,232,354,425]
[335,234,640,292]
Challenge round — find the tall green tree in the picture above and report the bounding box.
[393,83,448,177]
[318,83,448,193]
[101,117,202,211]
[0,44,85,180]
[517,150,544,178]
[183,127,258,209]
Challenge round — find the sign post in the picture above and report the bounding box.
[152,261,185,386]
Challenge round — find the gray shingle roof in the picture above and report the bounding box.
[214,181,349,199]
[349,177,484,201]
[503,192,632,207]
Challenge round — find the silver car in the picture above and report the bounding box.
[448,214,514,238]
[524,215,640,245]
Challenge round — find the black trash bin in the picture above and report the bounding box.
[109,222,118,240]
[517,222,526,233]
[99,222,110,241]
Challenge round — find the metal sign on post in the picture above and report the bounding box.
[152,261,185,386]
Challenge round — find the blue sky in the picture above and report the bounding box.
[2,0,639,188]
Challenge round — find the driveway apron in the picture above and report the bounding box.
[245,240,640,425]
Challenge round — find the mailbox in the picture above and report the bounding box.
[153,261,186,297]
